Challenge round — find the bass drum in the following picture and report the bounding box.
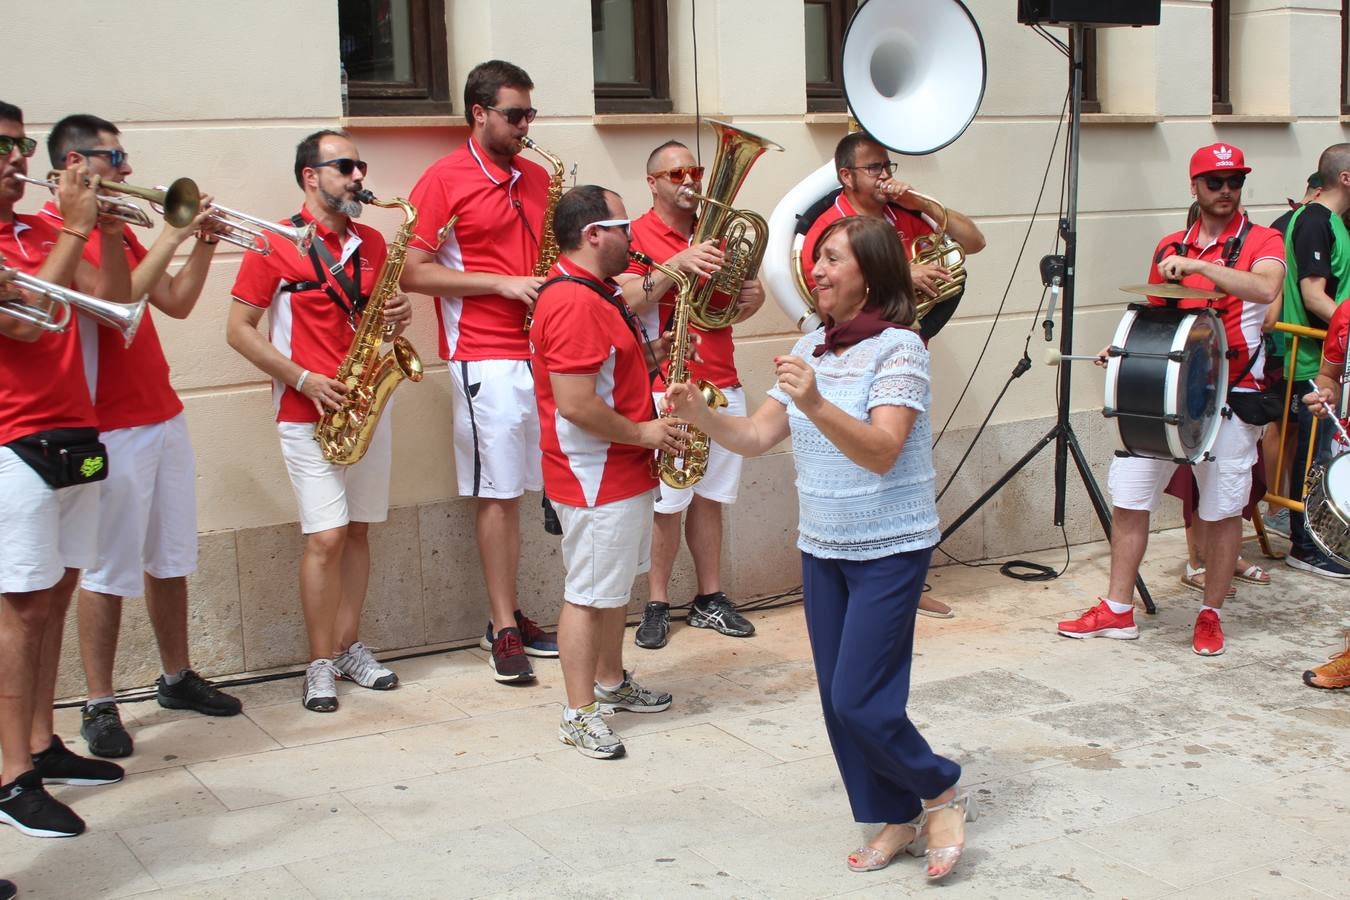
[1305,452,1350,567]
[1104,304,1228,463]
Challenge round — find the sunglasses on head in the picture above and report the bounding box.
[486,105,538,126]
[77,147,129,168]
[1201,173,1245,191]
[313,157,368,177]
[0,135,37,158]
[584,218,632,239]
[650,165,705,183]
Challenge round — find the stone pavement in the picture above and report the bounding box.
[3,528,1346,899]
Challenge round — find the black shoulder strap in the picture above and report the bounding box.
[1220,215,1252,270]
[278,214,365,319]
[539,274,658,382]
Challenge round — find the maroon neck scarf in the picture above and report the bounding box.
[813,307,898,357]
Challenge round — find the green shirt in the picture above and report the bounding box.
[1281,203,1350,381]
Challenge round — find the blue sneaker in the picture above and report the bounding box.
[1263,507,1290,538]
[478,611,559,658]
[1286,547,1350,580]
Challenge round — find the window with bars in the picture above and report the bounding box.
[805,0,858,113]
[338,0,451,116]
[593,0,672,114]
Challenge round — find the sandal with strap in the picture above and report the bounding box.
[1233,561,1271,585]
[920,792,978,882]
[1180,563,1236,599]
[846,813,925,872]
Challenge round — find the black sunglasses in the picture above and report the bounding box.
[77,148,128,168]
[1201,174,1245,191]
[0,135,38,158]
[486,105,538,126]
[313,157,368,177]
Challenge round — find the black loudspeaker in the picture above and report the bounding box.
[1017,0,1160,28]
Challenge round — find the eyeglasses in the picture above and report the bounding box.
[584,218,632,239]
[650,165,705,183]
[77,148,129,168]
[313,158,368,177]
[1200,174,1245,191]
[848,161,898,178]
[0,136,37,158]
[486,105,538,126]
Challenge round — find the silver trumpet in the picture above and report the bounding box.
[0,265,147,347]
[17,173,201,229]
[199,203,316,256]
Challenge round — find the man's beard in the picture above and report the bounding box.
[321,188,362,218]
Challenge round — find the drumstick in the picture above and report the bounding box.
[1045,349,1108,366]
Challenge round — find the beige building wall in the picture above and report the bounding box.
[6,0,1345,695]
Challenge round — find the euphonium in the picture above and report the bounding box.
[683,119,782,331]
[314,191,424,465]
[521,136,565,331]
[885,186,967,320]
[632,251,727,488]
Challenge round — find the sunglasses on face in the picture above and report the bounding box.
[849,161,898,178]
[1201,174,1245,191]
[584,218,632,239]
[77,147,129,168]
[313,157,368,177]
[0,135,37,158]
[486,105,538,126]
[650,165,705,183]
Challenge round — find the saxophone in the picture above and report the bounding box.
[314,191,424,465]
[521,135,564,331]
[631,251,727,488]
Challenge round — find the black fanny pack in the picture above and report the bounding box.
[1226,390,1285,427]
[5,428,109,489]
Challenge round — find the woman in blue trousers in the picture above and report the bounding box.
[667,215,973,881]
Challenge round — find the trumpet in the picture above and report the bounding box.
[153,197,315,256]
[18,172,201,229]
[0,265,147,347]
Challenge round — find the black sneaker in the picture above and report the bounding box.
[0,877,16,899]
[687,592,755,638]
[0,771,84,838]
[32,735,123,786]
[157,670,244,716]
[635,602,671,649]
[80,702,133,759]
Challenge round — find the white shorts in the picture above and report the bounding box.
[554,490,655,608]
[0,446,99,594]
[278,415,393,534]
[448,359,543,499]
[1108,413,1262,522]
[82,414,198,597]
[652,386,746,513]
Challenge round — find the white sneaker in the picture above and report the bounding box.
[302,659,339,713]
[558,702,625,759]
[334,641,399,690]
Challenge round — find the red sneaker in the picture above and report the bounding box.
[1057,599,1139,640]
[1192,607,1225,656]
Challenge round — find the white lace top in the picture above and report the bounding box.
[767,327,939,560]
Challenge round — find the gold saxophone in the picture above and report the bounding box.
[314,191,425,465]
[521,136,564,331]
[632,251,727,488]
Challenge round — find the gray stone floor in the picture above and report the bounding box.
[3,528,1346,898]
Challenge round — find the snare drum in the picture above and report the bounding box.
[1305,452,1350,567]
[1104,304,1228,463]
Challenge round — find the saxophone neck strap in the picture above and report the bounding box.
[283,212,365,321]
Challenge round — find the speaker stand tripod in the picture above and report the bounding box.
[939,22,1157,614]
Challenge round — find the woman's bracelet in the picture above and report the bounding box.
[295,369,311,392]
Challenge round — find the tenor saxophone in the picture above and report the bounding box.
[314,191,424,465]
[521,136,565,331]
[632,251,727,488]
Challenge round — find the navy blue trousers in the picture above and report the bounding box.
[802,547,960,824]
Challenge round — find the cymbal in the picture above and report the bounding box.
[1119,283,1224,301]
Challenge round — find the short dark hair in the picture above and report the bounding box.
[555,185,615,252]
[0,101,22,126]
[646,140,688,173]
[294,129,350,187]
[834,131,884,176]
[813,216,916,327]
[48,114,119,169]
[1317,144,1350,192]
[463,60,534,127]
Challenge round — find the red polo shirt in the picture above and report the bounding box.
[623,208,739,390]
[407,137,549,362]
[0,213,98,444]
[231,207,387,423]
[800,193,935,292]
[530,256,658,508]
[1147,212,1285,391]
[39,201,182,431]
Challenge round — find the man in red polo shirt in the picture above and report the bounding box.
[227,129,411,714]
[0,99,130,839]
[38,113,243,760]
[1058,143,1285,656]
[531,184,683,759]
[401,59,559,684]
[616,139,765,649]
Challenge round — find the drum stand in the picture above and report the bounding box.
[940,22,1157,614]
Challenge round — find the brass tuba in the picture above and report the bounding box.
[683,119,782,331]
[632,251,726,488]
